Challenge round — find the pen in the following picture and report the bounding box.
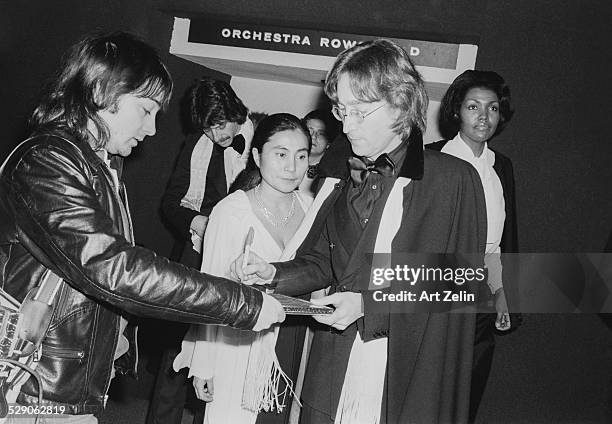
[241,227,255,280]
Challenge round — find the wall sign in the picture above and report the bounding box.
[188,19,460,70]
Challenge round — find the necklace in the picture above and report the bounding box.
[254,185,296,228]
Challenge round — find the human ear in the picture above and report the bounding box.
[252,147,261,168]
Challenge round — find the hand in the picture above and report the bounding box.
[193,376,214,402]
[190,215,209,238]
[252,292,286,331]
[494,288,511,331]
[311,292,364,331]
[230,251,276,285]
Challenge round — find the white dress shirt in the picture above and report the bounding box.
[442,134,506,293]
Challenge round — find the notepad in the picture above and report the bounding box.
[271,293,334,315]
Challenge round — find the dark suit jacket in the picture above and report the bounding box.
[161,133,210,242]
[273,133,487,424]
[161,133,238,266]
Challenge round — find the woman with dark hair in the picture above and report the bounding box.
[0,32,283,422]
[298,109,340,196]
[174,113,313,424]
[428,69,518,422]
[152,77,254,424]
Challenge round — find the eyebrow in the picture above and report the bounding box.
[270,146,309,152]
[142,97,162,108]
[465,97,499,103]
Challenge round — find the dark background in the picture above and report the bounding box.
[2,1,611,422]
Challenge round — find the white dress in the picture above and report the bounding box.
[173,189,312,424]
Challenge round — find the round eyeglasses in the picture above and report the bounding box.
[331,103,386,123]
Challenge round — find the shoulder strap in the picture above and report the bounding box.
[0,136,67,357]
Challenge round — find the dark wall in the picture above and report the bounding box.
[2,1,612,422]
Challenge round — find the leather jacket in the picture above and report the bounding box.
[0,131,263,415]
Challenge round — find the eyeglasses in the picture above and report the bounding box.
[331,103,386,123]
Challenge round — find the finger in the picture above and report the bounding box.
[332,321,348,331]
[310,293,340,306]
[313,314,334,325]
[206,378,214,396]
[243,263,265,277]
[502,312,511,329]
[495,312,511,331]
[233,255,245,279]
[193,379,205,400]
[248,251,263,263]
[271,298,286,323]
[229,261,239,280]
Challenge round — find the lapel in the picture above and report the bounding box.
[223,133,251,189]
[295,178,346,257]
[223,147,240,190]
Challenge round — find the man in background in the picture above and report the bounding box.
[147,78,254,424]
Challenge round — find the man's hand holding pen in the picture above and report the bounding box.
[234,228,285,331]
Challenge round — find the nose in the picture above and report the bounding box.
[478,108,488,122]
[285,157,296,172]
[342,116,356,134]
[143,115,156,136]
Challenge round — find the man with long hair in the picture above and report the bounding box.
[0,32,283,423]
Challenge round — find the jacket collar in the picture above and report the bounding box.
[35,127,125,179]
[318,128,424,180]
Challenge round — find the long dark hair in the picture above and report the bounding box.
[30,32,173,149]
[229,113,311,193]
[187,78,248,132]
[438,70,514,140]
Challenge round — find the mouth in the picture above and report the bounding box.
[280,177,300,186]
[216,138,233,147]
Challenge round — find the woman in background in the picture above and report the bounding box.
[428,69,518,423]
[174,113,313,424]
[298,109,339,196]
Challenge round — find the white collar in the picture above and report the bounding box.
[95,149,112,167]
[445,134,495,167]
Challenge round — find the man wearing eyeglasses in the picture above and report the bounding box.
[235,39,486,424]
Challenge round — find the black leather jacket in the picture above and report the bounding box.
[0,131,263,415]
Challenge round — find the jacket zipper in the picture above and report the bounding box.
[133,324,139,375]
[42,344,85,360]
[101,314,120,404]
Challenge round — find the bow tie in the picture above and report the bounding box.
[229,134,245,154]
[348,154,395,186]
